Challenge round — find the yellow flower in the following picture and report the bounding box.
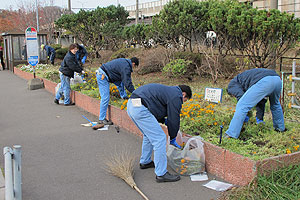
[286,149,291,154]
[293,145,299,151]
[253,152,256,154]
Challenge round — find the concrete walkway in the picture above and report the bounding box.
[0,70,221,200]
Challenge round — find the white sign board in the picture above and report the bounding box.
[204,88,223,103]
[25,27,39,67]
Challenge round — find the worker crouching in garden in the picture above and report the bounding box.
[94,57,139,127]
[41,44,56,65]
[54,44,83,106]
[127,83,192,183]
[225,68,286,139]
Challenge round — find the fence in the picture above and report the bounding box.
[3,145,22,200]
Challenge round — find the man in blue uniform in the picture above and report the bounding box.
[94,57,139,128]
[54,44,83,106]
[228,82,267,124]
[225,68,286,139]
[41,44,56,65]
[127,83,192,183]
[75,43,88,65]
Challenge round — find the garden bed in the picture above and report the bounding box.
[13,66,300,186]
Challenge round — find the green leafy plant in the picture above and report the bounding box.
[163,59,192,78]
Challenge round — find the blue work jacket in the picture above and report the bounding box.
[102,58,135,93]
[130,83,183,140]
[227,68,280,100]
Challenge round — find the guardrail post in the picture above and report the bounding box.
[13,145,22,200]
[3,147,14,200]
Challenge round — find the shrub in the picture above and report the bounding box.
[51,44,62,50]
[110,48,137,60]
[56,48,68,59]
[163,59,193,79]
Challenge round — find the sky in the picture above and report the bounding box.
[0,0,156,10]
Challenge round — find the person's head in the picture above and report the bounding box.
[130,57,139,67]
[41,44,45,50]
[69,43,78,54]
[178,85,192,102]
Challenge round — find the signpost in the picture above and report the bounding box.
[25,27,43,90]
[204,88,223,103]
[25,27,39,78]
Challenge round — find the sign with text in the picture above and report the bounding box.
[204,88,223,103]
[25,27,39,67]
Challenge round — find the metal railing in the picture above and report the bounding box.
[3,145,22,200]
[289,60,300,109]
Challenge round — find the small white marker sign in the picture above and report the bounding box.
[204,88,223,103]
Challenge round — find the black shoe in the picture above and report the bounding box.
[64,102,75,106]
[98,119,113,125]
[54,99,59,105]
[156,172,180,183]
[275,128,288,132]
[140,161,155,169]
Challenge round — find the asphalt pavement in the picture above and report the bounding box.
[0,70,221,200]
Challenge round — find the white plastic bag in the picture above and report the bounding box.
[167,133,205,176]
[55,83,61,96]
[70,72,83,85]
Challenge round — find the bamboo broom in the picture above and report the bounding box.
[105,151,149,200]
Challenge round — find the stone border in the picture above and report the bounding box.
[13,67,300,186]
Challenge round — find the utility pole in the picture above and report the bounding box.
[68,0,71,12]
[135,0,139,25]
[35,0,39,32]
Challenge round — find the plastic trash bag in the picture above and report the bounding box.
[70,72,83,85]
[167,131,205,176]
[55,83,61,96]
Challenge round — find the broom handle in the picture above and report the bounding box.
[134,186,149,200]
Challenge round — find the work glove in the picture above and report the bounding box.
[170,138,181,148]
[256,117,265,124]
[244,116,250,123]
[81,56,87,64]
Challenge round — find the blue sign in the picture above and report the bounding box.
[28,56,39,67]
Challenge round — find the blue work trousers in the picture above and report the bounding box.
[56,73,71,104]
[127,99,168,176]
[96,68,127,121]
[226,76,285,138]
[49,52,56,63]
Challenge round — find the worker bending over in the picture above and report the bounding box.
[127,83,192,183]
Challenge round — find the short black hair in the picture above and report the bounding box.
[131,57,139,66]
[179,85,192,99]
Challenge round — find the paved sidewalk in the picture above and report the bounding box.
[0,168,4,200]
[0,70,221,200]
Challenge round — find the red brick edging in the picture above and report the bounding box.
[14,67,300,186]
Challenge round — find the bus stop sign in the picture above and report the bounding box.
[25,27,39,67]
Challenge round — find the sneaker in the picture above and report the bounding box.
[64,102,75,106]
[156,172,180,183]
[92,123,105,130]
[140,161,155,169]
[223,133,231,139]
[98,119,113,125]
[54,99,59,105]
